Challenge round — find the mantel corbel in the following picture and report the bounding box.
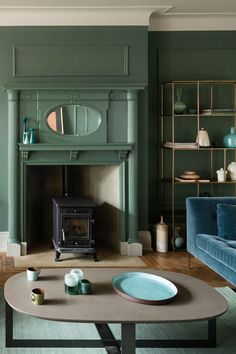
[70,151,79,161]
[118,150,129,160]
[21,151,29,160]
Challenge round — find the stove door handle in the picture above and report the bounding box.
[62,228,65,241]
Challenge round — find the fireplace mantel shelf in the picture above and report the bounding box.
[18,143,133,152]
[18,143,133,162]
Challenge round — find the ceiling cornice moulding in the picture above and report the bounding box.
[0,6,172,26]
[149,13,236,31]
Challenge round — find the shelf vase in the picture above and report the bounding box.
[223,127,236,148]
[228,162,236,181]
[156,216,168,253]
[174,88,186,114]
[196,127,211,147]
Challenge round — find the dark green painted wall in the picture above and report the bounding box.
[3,28,236,234]
[0,26,148,232]
[148,31,236,223]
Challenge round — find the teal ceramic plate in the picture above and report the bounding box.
[112,272,178,305]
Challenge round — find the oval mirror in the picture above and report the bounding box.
[46,104,101,136]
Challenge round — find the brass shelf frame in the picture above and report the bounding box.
[160,80,236,251]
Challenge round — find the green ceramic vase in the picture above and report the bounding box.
[174,88,186,114]
[223,126,236,147]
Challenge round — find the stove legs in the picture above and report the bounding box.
[55,250,61,262]
[54,249,98,262]
[93,252,99,262]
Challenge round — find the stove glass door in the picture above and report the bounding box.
[62,215,90,240]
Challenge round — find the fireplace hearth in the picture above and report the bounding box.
[52,196,98,262]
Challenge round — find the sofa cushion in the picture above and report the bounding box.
[196,233,236,272]
[217,203,236,240]
[226,240,236,248]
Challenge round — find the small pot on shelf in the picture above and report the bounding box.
[196,127,210,147]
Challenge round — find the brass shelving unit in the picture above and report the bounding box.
[160,80,236,251]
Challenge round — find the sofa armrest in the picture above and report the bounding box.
[186,197,236,256]
[186,197,216,255]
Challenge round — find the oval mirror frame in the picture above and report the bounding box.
[46,104,101,136]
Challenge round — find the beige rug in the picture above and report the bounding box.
[14,244,147,268]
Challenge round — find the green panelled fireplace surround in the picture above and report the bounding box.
[7,88,143,256]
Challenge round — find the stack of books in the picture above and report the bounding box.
[163,142,198,149]
[175,177,210,183]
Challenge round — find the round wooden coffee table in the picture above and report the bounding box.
[4,268,228,353]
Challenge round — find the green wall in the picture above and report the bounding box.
[148,31,236,222]
[0,26,148,232]
[4,28,236,233]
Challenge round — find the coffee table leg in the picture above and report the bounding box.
[208,318,216,347]
[5,301,14,347]
[121,323,135,354]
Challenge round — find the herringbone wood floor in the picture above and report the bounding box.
[0,250,232,288]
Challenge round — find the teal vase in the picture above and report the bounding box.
[223,127,236,147]
[174,88,186,114]
[29,128,36,144]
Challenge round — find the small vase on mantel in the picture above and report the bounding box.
[23,131,30,144]
[29,128,36,144]
[174,88,186,114]
[22,117,27,143]
[223,126,236,148]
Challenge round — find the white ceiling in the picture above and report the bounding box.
[0,0,236,29]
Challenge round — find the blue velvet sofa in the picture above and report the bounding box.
[186,197,236,286]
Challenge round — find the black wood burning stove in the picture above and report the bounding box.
[52,196,98,262]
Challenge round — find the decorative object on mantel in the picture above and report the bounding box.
[196,127,211,147]
[174,87,186,114]
[216,168,227,182]
[22,116,27,143]
[29,127,35,144]
[228,162,236,181]
[156,215,168,253]
[223,126,236,148]
[23,131,30,144]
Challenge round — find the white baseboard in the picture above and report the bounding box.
[0,231,8,252]
[120,241,143,256]
[0,232,26,256]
